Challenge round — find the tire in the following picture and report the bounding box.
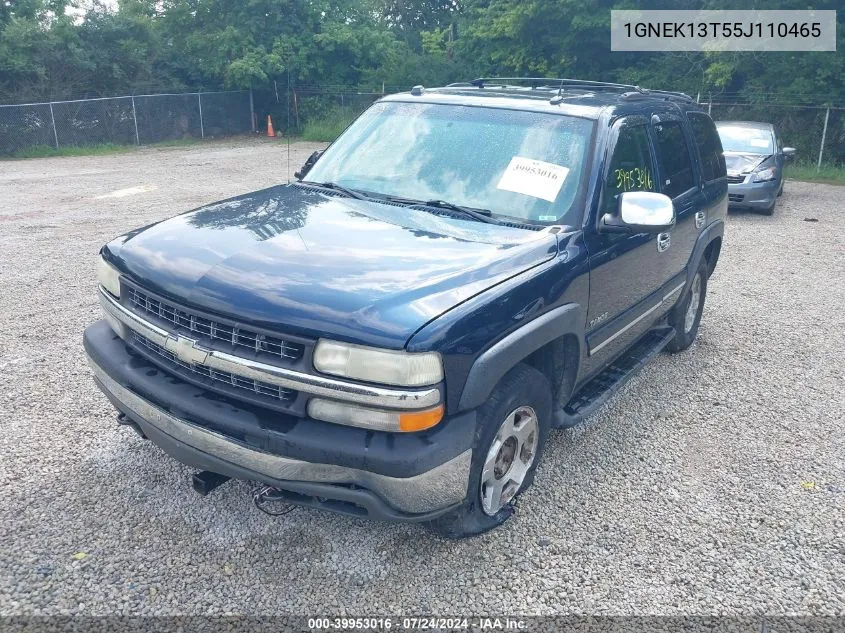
[429,363,552,539]
[665,258,708,353]
[777,182,784,197]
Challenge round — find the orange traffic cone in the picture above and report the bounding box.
[266,115,275,137]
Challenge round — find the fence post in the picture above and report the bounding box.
[817,107,830,171]
[708,93,712,116]
[48,102,59,148]
[131,96,140,145]
[197,92,205,138]
[249,89,256,132]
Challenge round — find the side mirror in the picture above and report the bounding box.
[782,147,796,160]
[601,191,675,234]
[294,151,322,180]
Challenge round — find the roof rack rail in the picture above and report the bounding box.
[622,89,694,102]
[468,77,645,92]
[461,77,694,102]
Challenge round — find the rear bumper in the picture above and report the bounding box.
[84,320,474,521]
[728,179,779,210]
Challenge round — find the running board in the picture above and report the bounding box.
[553,326,675,428]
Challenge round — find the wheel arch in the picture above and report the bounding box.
[688,219,724,285]
[457,303,584,412]
[703,236,722,277]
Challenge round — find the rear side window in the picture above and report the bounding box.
[688,112,726,182]
[653,121,695,198]
[602,119,655,215]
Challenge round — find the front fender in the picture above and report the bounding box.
[458,303,585,412]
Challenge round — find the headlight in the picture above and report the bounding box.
[307,398,444,432]
[97,255,121,297]
[313,340,443,387]
[752,167,777,182]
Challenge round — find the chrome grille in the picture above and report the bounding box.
[132,332,297,402]
[126,286,304,362]
[726,174,745,184]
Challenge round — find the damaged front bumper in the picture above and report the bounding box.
[84,320,474,522]
[728,179,779,211]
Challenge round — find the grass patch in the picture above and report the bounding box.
[785,162,845,186]
[301,110,357,142]
[3,137,211,160]
[6,143,131,159]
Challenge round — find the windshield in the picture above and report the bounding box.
[716,124,774,154]
[304,101,594,226]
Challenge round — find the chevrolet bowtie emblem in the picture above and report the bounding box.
[163,334,210,365]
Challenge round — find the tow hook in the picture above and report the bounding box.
[116,412,147,439]
[192,470,230,496]
[252,485,295,517]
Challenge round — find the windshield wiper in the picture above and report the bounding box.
[420,200,505,225]
[376,195,503,225]
[302,181,368,201]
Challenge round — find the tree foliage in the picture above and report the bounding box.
[0,0,842,105]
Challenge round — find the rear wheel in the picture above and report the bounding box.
[429,364,552,539]
[666,259,708,353]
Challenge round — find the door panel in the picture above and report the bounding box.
[686,110,729,268]
[583,115,675,377]
[650,114,699,279]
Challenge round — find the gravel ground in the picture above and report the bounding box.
[0,137,843,616]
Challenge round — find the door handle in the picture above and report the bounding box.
[657,232,671,252]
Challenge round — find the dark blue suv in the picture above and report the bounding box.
[84,78,727,537]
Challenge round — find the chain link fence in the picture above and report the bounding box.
[254,83,408,140]
[3,84,842,168]
[254,84,844,167]
[0,90,254,155]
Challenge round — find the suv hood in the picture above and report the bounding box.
[105,184,559,348]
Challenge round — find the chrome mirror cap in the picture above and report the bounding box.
[601,191,675,234]
[619,191,675,227]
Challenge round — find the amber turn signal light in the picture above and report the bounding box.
[398,404,444,432]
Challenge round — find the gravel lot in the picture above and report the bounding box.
[0,137,843,616]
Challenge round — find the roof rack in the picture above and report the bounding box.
[624,89,694,102]
[466,77,643,92]
[448,77,693,103]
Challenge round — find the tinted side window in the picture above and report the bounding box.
[653,121,695,198]
[688,112,726,182]
[602,120,655,215]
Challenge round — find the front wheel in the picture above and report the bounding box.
[429,364,552,539]
[666,259,708,353]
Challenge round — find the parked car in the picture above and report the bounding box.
[85,78,726,538]
[716,120,795,215]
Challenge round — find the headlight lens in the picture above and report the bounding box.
[752,167,777,182]
[313,340,443,387]
[97,255,121,297]
[307,398,444,432]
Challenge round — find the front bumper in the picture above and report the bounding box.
[728,179,779,210]
[84,320,474,521]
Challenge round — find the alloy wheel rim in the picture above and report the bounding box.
[480,406,539,516]
[684,272,702,333]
